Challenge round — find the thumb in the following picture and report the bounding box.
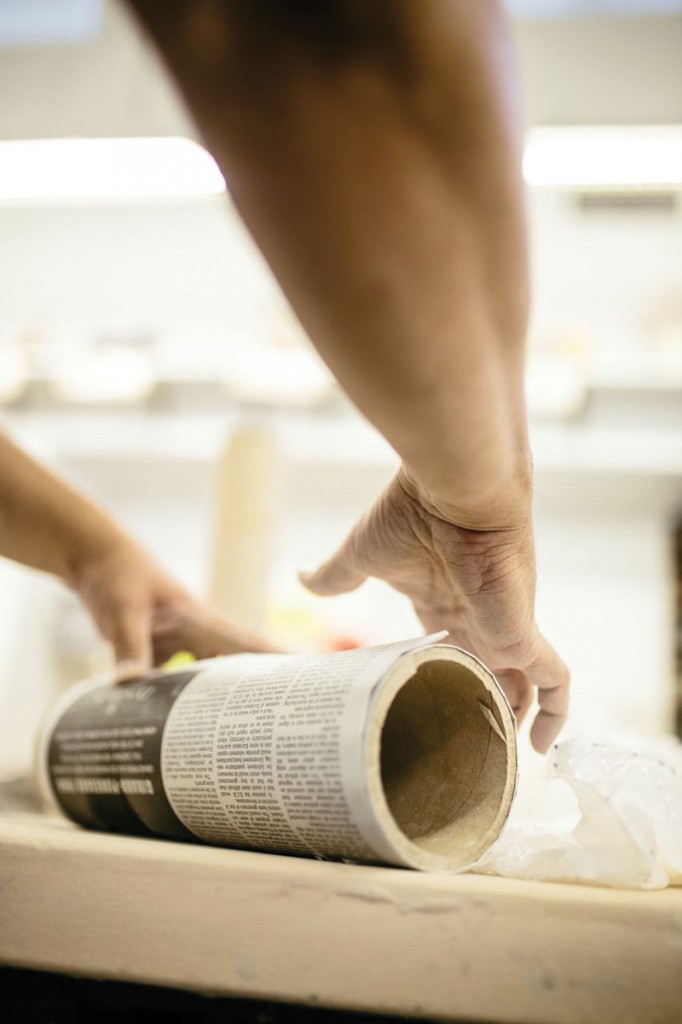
[300,546,367,598]
[109,603,153,682]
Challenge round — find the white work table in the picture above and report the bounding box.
[1,810,681,1024]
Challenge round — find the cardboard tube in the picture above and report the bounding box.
[36,640,516,872]
[366,647,517,872]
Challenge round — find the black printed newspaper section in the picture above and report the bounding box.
[40,639,518,872]
[47,669,199,839]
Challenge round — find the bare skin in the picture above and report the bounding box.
[0,1,569,751]
[302,471,566,753]
[0,432,276,676]
[125,0,569,750]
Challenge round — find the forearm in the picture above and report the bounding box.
[129,0,531,525]
[0,433,276,670]
[0,432,126,584]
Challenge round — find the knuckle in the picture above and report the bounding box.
[494,630,541,666]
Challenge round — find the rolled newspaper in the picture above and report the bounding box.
[36,635,517,872]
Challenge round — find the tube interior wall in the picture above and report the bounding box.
[379,659,510,866]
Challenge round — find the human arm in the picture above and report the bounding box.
[125,0,569,749]
[0,431,275,674]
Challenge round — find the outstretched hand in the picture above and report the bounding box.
[302,470,569,753]
[74,537,277,680]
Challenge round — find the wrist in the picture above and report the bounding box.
[390,344,533,530]
[398,452,533,532]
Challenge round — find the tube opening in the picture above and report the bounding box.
[379,657,511,867]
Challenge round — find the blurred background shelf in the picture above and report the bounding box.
[4,394,682,477]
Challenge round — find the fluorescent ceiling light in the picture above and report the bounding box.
[1,128,680,201]
[523,125,682,189]
[0,137,226,202]
[0,0,103,48]
[507,0,682,17]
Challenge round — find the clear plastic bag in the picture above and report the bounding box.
[475,739,682,889]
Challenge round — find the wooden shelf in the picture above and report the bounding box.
[1,810,681,1023]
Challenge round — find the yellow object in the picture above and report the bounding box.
[162,651,196,671]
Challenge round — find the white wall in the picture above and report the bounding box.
[0,198,285,368]
[528,190,682,356]
[0,0,190,141]
[2,190,682,379]
[515,15,682,125]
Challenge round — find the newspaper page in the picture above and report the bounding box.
[39,635,440,865]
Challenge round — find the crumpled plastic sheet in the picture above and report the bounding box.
[475,738,682,889]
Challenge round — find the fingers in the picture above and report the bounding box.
[150,601,280,666]
[494,668,533,725]
[109,603,152,682]
[494,636,570,753]
[300,544,367,597]
[526,640,571,754]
